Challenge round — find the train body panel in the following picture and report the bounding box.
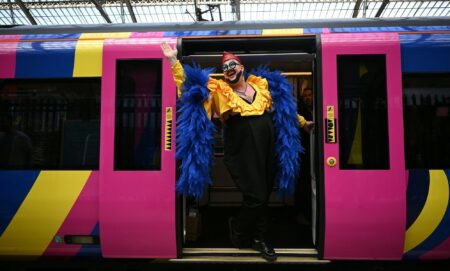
[43,171,100,257]
[0,171,98,256]
[99,37,177,258]
[321,32,406,260]
[399,32,450,260]
[0,19,449,261]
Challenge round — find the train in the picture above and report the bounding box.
[0,18,449,263]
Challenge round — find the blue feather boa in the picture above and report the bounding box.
[175,64,216,200]
[176,64,303,199]
[251,65,304,196]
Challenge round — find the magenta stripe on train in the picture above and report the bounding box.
[0,35,20,78]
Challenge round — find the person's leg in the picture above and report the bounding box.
[235,194,264,245]
[224,114,277,261]
[253,114,275,241]
[224,115,264,247]
[250,113,277,262]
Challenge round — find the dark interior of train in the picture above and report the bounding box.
[179,36,317,249]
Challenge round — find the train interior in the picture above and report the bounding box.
[178,36,319,255]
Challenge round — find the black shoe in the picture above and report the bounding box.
[228,217,242,248]
[252,239,277,262]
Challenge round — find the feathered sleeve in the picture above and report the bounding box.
[251,65,304,196]
[171,60,216,118]
[175,63,216,200]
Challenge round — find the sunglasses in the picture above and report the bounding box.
[222,61,241,72]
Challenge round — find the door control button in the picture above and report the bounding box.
[327,157,337,167]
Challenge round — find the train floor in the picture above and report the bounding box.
[184,206,314,249]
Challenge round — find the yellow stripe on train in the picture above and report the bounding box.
[73,39,104,77]
[262,28,303,36]
[79,32,131,40]
[73,33,132,77]
[0,171,90,256]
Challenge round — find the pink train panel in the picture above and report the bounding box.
[321,33,406,260]
[99,37,177,258]
[0,36,20,78]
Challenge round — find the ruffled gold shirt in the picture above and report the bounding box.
[171,60,306,126]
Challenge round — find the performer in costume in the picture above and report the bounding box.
[161,42,313,262]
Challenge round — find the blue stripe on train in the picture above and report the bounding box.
[0,171,39,236]
[331,26,450,33]
[400,34,450,73]
[404,169,450,259]
[216,29,262,35]
[303,28,325,34]
[164,30,219,37]
[407,170,430,229]
[163,29,276,36]
[15,40,77,78]
[20,34,81,40]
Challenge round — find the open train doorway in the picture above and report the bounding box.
[176,36,320,262]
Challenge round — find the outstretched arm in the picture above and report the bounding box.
[161,42,215,119]
[161,42,184,97]
[161,42,178,66]
[298,114,314,133]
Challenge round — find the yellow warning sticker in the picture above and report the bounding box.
[327,106,335,119]
[326,106,336,143]
[165,107,173,151]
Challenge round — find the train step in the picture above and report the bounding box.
[168,248,330,263]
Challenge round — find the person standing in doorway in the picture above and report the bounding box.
[161,42,313,262]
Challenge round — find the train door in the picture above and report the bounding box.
[99,38,177,258]
[320,33,406,259]
[177,36,324,263]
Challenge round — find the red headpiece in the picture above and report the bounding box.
[222,51,241,65]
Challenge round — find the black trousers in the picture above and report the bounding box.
[224,112,276,240]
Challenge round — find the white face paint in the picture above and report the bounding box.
[223,59,243,84]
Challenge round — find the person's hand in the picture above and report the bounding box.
[303,121,314,133]
[160,42,178,66]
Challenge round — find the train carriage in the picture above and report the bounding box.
[0,18,449,262]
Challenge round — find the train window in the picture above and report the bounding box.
[0,78,100,169]
[403,73,450,169]
[114,60,162,171]
[337,55,390,170]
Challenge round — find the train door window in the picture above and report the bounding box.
[337,55,390,170]
[403,73,450,169]
[114,59,162,170]
[0,78,100,169]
